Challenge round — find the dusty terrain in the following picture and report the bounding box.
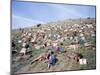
[11,18,96,74]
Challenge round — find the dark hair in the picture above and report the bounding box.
[51,51,54,54]
[60,42,63,45]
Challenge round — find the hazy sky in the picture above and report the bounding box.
[12,1,96,29]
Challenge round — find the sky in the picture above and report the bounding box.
[12,1,96,29]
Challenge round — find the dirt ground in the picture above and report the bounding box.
[11,18,96,74]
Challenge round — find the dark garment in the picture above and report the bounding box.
[49,55,57,65]
[25,44,29,49]
[47,54,50,60]
[37,24,41,27]
[12,42,16,48]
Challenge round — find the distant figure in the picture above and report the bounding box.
[25,44,30,49]
[12,41,16,48]
[57,46,64,52]
[79,36,86,45]
[37,24,41,27]
[12,49,18,55]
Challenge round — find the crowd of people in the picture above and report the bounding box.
[12,18,96,70]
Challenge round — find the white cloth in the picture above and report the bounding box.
[35,45,40,49]
[80,33,84,37]
[70,36,73,40]
[91,33,95,37]
[22,43,26,47]
[28,33,32,36]
[81,36,86,41]
[20,48,26,54]
[18,40,22,43]
[31,39,35,42]
[87,24,93,28]
[79,59,87,65]
[53,43,57,47]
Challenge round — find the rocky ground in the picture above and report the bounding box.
[11,18,96,74]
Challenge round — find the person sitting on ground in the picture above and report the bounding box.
[56,43,65,53]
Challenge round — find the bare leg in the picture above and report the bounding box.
[48,63,51,69]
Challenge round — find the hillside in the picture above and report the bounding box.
[11,18,96,74]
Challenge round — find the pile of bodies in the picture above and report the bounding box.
[12,18,96,69]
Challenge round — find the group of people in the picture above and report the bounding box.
[12,18,96,69]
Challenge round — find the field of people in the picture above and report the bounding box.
[11,18,96,74]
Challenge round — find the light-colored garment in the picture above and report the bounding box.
[18,40,22,43]
[20,48,26,55]
[31,38,35,43]
[79,59,87,65]
[22,43,26,47]
[35,45,40,49]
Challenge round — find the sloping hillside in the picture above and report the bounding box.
[11,18,96,74]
